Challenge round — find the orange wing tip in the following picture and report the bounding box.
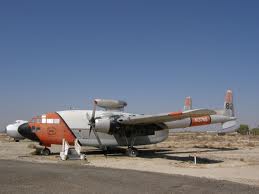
[168,112,183,117]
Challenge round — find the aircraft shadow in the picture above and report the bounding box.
[43,146,237,164]
[83,147,228,164]
[193,145,238,151]
[137,149,223,164]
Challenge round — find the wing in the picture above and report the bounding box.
[118,109,217,125]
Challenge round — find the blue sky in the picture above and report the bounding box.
[0,0,258,129]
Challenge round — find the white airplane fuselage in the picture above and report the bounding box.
[50,110,169,147]
[5,109,235,148]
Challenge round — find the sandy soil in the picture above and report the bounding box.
[0,133,259,186]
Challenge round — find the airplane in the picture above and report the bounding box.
[3,90,237,157]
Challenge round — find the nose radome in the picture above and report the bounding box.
[18,123,40,142]
[5,122,25,140]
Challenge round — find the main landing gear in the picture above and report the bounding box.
[126,147,138,157]
[40,147,51,156]
[124,134,139,157]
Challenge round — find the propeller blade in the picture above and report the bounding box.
[92,127,107,156]
[86,112,91,121]
[87,100,97,137]
[86,99,107,156]
[90,100,97,122]
[89,126,92,137]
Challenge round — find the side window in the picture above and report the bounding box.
[30,118,36,123]
[42,118,46,124]
[36,118,42,123]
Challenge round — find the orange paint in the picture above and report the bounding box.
[169,112,183,117]
[185,97,191,107]
[191,116,211,126]
[29,112,75,147]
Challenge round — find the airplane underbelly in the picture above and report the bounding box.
[132,129,169,146]
[75,129,169,147]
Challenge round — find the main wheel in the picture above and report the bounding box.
[41,148,51,156]
[126,147,138,157]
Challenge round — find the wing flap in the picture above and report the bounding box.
[119,109,216,125]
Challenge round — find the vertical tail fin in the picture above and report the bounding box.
[224,90,234,117]
[184,96,192,111]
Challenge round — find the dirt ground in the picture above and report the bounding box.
[0,132,259,186]
[1,160,258,194]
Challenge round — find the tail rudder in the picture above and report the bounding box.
[224,90,234,117]
[184,96,192,111]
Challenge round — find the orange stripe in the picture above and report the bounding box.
[191,116,211,126]
[168,112,183,117]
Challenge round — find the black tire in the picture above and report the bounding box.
[126,148,138,157]
[41,148,51,156]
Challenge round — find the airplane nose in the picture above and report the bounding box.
[18,123,40,142]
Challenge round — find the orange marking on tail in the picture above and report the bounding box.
[225,91,233,103]
[185,97,191,107]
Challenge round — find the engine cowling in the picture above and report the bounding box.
[95,119,111,134]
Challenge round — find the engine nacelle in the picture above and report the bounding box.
[95,119,111,134]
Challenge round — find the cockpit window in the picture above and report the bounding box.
[31,126,41,132]
[36,118,42,123]
[30,116,60,125]
[53,119,60,124]
[30,118,36,123]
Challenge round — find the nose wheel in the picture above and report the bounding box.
[41,147,51,156]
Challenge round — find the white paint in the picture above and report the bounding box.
[47,119,54,124]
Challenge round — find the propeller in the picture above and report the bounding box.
[87,100,107,155]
